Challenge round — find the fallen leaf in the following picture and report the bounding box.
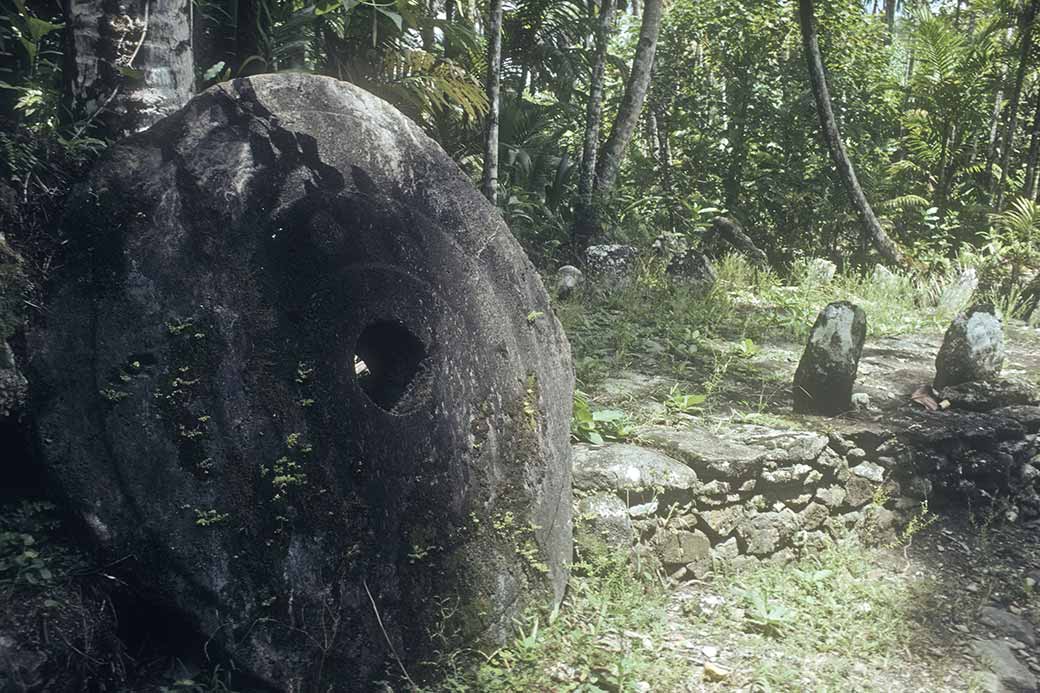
[911,384,939,411]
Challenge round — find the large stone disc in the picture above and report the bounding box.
[30,74,573,689]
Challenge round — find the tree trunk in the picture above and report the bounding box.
[66,0,194,138]
[481,0,504,204]
[995,0,1039,210]
[797,0,905,267]
[722,73,751,210]
[594,0,661,195]
[652,100,676,230]
[884,0,896,44]
[571,0,615,251]
[1024,86,1040,200]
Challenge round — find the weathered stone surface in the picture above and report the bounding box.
[0,341,26,418]
[845,476,876,507]
[637,425,766,479]
[667,248,717,292]
[934,304,1005,389]
[572,443,699,493]
[576,493,634,553]
[996,406,1040,433]
[585,244,637,289]
[851,461,885,483]
[655,529,711,568]
[761,464,813,486]
[696,505,745,537]
[721,426,828,464]
[739,514,781,555]
[711,536,740,562]
[979,606,1037,647]
[815,485,847,508]
[940,380,1038,413]
[793,301,867,416]
[555,265,584,299]
[971,639,1037,693]
[799,502,830,530]
[30,74,573,689]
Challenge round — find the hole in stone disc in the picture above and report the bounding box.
[354,320,430,413]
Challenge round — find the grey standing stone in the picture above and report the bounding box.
[793,301,867,416]
[667,249,717,293]
[935,304,1005,389]
[29,74,573,690]
[585,244,638,290]
[555,265,584,299]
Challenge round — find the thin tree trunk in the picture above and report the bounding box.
[723,73,751,210]
[594,0,662,194]
[66,0,194,138]
[995,0,1039,210]
[1024,87,1040,200]
[884,0,896,44]
[798,0,905,267]
[653,102,676,230]
[571,0,615,251]
[984,86,1006,179]
[481,0,504,204]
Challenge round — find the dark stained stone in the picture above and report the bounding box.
[934,304,1005,389]
[793,301,867,416]
[29,74,573,690]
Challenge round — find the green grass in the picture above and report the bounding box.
[556,254,957,395]
[430,550,689,692]
[687,539,925,691]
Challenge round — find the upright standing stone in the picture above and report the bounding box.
[585,244,637,290]
[793,301,867,415]
[934,303,1005,389]
[30,74,573,690]
[555,264,584,299]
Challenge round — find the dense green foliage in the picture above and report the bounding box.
[3,0,1040,292]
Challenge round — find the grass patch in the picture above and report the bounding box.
[556,255,957,408]
[685,538,936,692]
[430,550,688,692]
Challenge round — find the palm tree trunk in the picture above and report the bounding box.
[1024,87,1040,200]
[798,0,905,267]
[572,0,615,251]
[66,0,194,138]
[995,0,1039,210]
[481,0,504,204]
[594,0,663,194]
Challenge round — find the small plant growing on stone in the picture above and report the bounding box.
[890,499,938,552]
[194,508,230,527]
[571,391,633,444]
[664,384,706,415]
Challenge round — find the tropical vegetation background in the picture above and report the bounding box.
[3,0,1040,305]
